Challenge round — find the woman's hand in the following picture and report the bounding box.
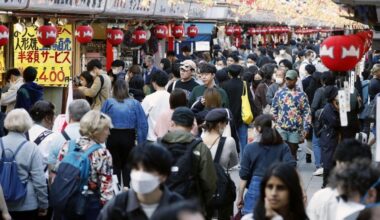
[236,195,244,209]
[265,198,280,219]
[2,212,11,220]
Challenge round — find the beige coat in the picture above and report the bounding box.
[79,73,111,110]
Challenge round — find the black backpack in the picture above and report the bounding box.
[313,108,325,138]
[210,137,236,207]
[161,138,202,198]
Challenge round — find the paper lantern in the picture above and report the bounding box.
[267,26,275,34]
[225,25,234,36]
[261,27,268,35]
[233,25,243,36]
[107,28,124,46]
[155,25,168,40]
[320,35,364,72]
[248,27,256,36]
[0,25,9,46]
[37,25,57,47]
[132,28,147,45]
[75,25,93,44]
[187,24,198,38]
[172,24,184,39]
[357,31,372,53]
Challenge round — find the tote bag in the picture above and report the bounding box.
[241,81,254,124]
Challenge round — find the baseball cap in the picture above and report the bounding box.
[285,70,298,80]
[205,108,230,122]
[180,60,197,71]
[172,107,194,127]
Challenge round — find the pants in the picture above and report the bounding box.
[238,124,248,158]
[242,176,262,215]
[10,210,38,220]
[55,194,102,220]
[106,128,136,186]
[312,130,321,168]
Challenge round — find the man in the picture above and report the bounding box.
[161,107,217,215]
[271,69,311,159]
[302,64,316,90]
[177,46,196,62]
[142,70,171,142]
[369,64,380,101]
[299,49,315,80]
[1,68,24,113]
[111,59,126,80]
[167,60,199,98]
[215,57,226,71]
[238,45,249,61]
[266,66,286,106]
[189,63,229,108]
[143,55,159,86]
[78,59,111,110]
[246,54,258,68]
[307,139,372,220]
[167,51,178,65]
[15,66,43,111]
[226,54,239,66]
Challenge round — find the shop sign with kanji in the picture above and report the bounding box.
[14,24,72,87]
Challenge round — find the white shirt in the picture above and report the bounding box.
[141,90,170,142]
[0,78,24,113]
[141,203,159,218]
[307,187,339,220]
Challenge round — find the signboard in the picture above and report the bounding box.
[188,3,228,20]
[14,24,72,87]
[195,41,210,51]
[26,0,106,13]
[0,0,28,9]
[154,0,190,17]
[105,0,156,15]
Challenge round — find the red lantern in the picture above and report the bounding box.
[234,36,243,47]
[268,26,275,34]
[0,25,9,46]
[172,24,184,39]
[107,28,124,46]
[154,25,168,40]
[75,25,93,44]
[225,25,234,36]
[320,35,364,72]
[233,25,243,36]
[132,28,147,45]
[187,25,198,38]
[37,25,57,47]
[248,27,256,36]
[357,31,371,53]
[261,27,268,35]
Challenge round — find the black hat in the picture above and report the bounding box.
[325,86,339,103]
[205,108,229,122]
[172,107,194,127]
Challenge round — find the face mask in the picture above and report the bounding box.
[275,77,284,84]
[112,68,119,75]
[253,127,261,142]
[253,80,261,86]
[130,170,160,194]
[216,65,223,71]
[142,63,148,68]
[247,63,255,68]
[90,71,96,77]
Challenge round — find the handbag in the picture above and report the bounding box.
[241,81,254,124]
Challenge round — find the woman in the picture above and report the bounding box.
[98,142,183,220]
[126,65,145,102]
[191,87,222,126]
[319,86,341,188]
[254,63,277,116]
[237,114,296,216]
[79,71,94,105]
[243,163,308,220]
[101,79,148,185]
[2,109,48,220]
[201,108,238,220]
[54,110,114,220]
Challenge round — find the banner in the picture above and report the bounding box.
[14,24,72,87]
[0,47,4,81]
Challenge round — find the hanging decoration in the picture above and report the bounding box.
[0,25,9,46]
[247,27,256,36]
[187,24,198,38]
[225,25,234,36]
[37,24,57,47]
[75,25,93,44]
[233,25,243,36]
[107,28,124,46]
[154,24,168,40]
[132,28,147,45]
[172,24,184,39]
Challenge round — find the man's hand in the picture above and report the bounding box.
[38,208,48,217]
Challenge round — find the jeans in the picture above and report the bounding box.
[239,123,248,158]
[242,176,262,215]
[312,130,321,168]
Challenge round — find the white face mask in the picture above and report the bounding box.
[112,68,119,75]
[216,65,223,71]
[253,127,261,142]
[90,71,96,77]
[247,63,255,68]
[275,77,284,84]
[130,170,160,194]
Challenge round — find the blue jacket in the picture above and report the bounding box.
[101,98,148,144]
[15,82,44,111]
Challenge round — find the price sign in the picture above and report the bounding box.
[14,24,72,87]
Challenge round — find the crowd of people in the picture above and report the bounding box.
[0,37,379,220]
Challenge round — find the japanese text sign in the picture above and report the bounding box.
[14,24,72,87]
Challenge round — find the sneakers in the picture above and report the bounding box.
[313,168,324,176]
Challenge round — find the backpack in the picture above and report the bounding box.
[314,108,325,138]
[50,140,101,216]
[161,138,202,198]
[210,137,236,208]
[0,139,28,202]
[360,93,379,122]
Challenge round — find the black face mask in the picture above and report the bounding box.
[253,80,261,86]
[142,63,148,68]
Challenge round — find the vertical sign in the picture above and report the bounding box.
[0,47,4,81]
[14,24,72,87]
[376,96,380,161]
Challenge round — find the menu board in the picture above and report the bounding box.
[105,0,156,15]
[26,0,106,13]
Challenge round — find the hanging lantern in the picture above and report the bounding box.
[187,24,198,38]
[107,28,124,46]
[155,25,168,40]
[172,24,184,39]
[233,25,243,36]
[234,36,243,47]
[320,34,364,72]
[75,25,93,44]
[37,25,57,47]
[267,26,275,34]
[356,31,371,53]
[225,25,234,36]
[248,27,256,36]
[132,28,147,45]
[0,25,9,46]
[261,27,268,35]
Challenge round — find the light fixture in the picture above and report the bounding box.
[34,17,44,27]
[15,18,25,32]
[58,18,68,26]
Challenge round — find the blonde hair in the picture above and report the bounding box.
[371,64,380,75]
[4,109,33,133]
[80,110,113,138]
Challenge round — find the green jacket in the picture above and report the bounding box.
[189,85,230,108]
[161,130,217,210]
